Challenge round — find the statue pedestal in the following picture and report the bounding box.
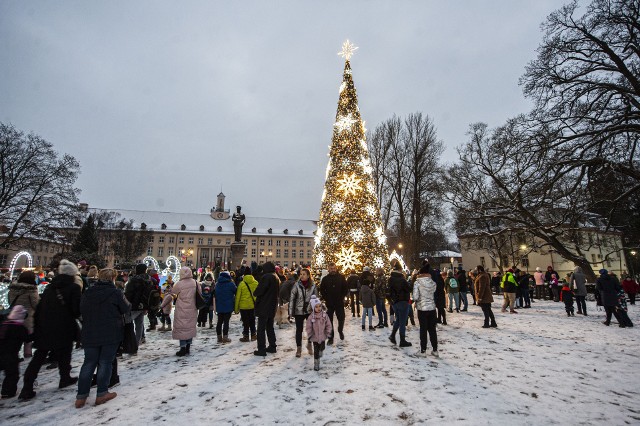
[229,242,246,271]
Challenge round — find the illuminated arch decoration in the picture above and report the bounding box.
[388,250,407,273]
[142,256,160,271]
[9,251,33,279]
[162,256,181,280]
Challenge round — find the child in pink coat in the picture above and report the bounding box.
[306,295,332,371]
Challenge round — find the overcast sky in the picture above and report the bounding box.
[1,0,563,221]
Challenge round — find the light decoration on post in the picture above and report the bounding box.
[162,255,181,281]
[389,250,408,272]
[9,251,33,280]
[143,256,160,272]
[312,41,390,277]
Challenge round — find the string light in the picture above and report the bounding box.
[338,40,358,60]
[334,114,357,133]
[9,251,33,279]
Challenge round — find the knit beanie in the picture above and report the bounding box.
[58,259,79,277]
[309,295,321,310]
[599,269,608,275]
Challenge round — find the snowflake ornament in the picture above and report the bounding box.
[335,245,362,272]
[373,257,385,269]
[334,114,357,133]
[366,205,377,217]
[351,228,364,242]
[337,173,362,196]
[333,201,345,214]
[374,226,387,245]
[315,252,325,266]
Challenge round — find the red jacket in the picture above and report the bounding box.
[622,278,639,294]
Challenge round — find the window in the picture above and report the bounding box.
[284,241,289,247]
[159,236,165,243]
[291,250,296,259]
[276,249,281,257]
[168,247,174,256]
[147,246,153,256]
[178,247,183,255]
[251,248,256,257]
[276,240,281,246]
[208,238,213,245]
[284,249,289,258]
[169,236,175,244]
[179,237,184,244]
[149,236,154,243]
[260,239,265,246]
[157,247,164,257]
[268,239,272,246]
[307,250,312,258]
[252,239,256,246]
[607,257,612,267]
[198,238,203,245]
[284,261,289,267]
[591,254,597,263]
[307,241,312,247]
[292,241,297,247]
[299,250,304,258]
[491,258,497,268]
[521,256,529,268]
[226,239,231,245]
[244,248,248,256]
[480,257,486,267]
[188,237,194,244]
[243,239,247,244]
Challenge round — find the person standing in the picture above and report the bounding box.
[533,267,545,300]
[253,262,280,356]
[171,267,199,356]
[475,265,497,328]
[289,268,317,357]
[214,271,237,344]
[570,267,588,315]
[0,305,29,398]
[491,272,502,295]
[412,264,438,357]
[235,273,258,342]
[596,269,626,327]
[545,266,558,300]
[388,263,412,347]
[347,270,361,317]
[501,269,518,314]
[359,276,376,331]
[622,275,639,305]
[19,259,81,401]
[319,262,348,345]
[455,266,469,311]
[306,296,332,371]
[75,269,130,408]
[433,268,447,325]
[7,271,39,358]
[518,271,532,308]
[124,264,151,346]
[373,267,388,328]
[444,270,460,313]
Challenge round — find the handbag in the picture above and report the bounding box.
[121,321,138,354]
[0,296,20,323]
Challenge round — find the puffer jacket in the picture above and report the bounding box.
[289,280,317,316]
[7,282,39,333]
[171,268,199,341]
[388,271,411,303]
[306,307,332,343]
[235,274,258,312]
[412,276,436,311]
[161,292,174,315]
[214,274,237,314]
[475,272,494,304]
[254,262,281,318]
[359,284,376,309]
[80,280,131,347]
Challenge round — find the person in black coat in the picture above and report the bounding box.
[388,264,412,347]
[596,269,626,327]
[253,262,280,356]
[75,269,131,408]
[319,262,349,345]
[456,267,469,311]
[19,259,81,401]
[433,269,447,325]
[0,305,30,398]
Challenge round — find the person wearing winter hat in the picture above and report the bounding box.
[595,268,626,327]
[413,264,439,357]
[289,268,317,357]
[214,271,237,344]
[305,295,332,371]
[19,259,81,401]
[171,267,200,356]
[8,271,39,358]
[0,305,29,398]
[124,264,152,347]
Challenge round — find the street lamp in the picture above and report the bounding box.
[181,248,194,266]
[260,250,273,262]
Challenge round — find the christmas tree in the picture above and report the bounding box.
[312,41,389,275]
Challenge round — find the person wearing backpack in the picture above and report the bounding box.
[444,270,460,313]
[289,268,317,357]
[234,274,258,342]
[7,271,39,358]
[124,264,151,346]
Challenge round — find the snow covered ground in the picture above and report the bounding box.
[2,297,639,425]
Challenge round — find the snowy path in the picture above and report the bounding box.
[2,298,639,425]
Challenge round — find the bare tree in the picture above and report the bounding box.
[0,123,80,248]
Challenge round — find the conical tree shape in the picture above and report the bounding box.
[313,48,389,275]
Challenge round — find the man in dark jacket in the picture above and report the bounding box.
[75,269,131,408]
[456,266,469,311]
[388,264,412,347]
[373,267,388,328]
[19,259,81,401]
[596,269,625,327]
[124,264,151,345]
[433,269,447,325]
[319,262,348,345]
[347,270,361,317]
[253,262,280,356]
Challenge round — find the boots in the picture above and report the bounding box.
[399,339,412,348]
[176,346,188,357]
[166,324,172,331]
[251,333,257,341]
[59,377,78,389]
[389,335,397,345]
[95,392,117,406]
[296,346,302,358]
[209,320,213,329]
[223,335,231,343]
[306,340,313,355]
[239,334,250,342]
[217,334,223,343]
[158,325,166,332]
[75,398,86,408]
[186,344,191,354]
[314,358,320,371]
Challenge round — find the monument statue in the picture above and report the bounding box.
[232,205,246,242]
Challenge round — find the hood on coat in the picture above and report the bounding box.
[262,262,276,274]
[216,273,234,286]
[9,282,39,292]
[83,280,118,305]
[179,267,192,280]
[242,274,258,287]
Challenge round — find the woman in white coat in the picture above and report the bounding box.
[171,267,199,356]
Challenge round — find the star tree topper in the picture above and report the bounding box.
[338,40,358,60]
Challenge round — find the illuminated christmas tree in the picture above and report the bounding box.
[313,41,389,275]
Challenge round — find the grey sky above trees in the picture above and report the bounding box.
[0,0,561,220]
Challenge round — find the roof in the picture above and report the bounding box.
[423,250,462,259]
[87,208,318,237]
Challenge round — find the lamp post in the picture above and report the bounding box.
[520,245,528,273]
[181,248,194,267]
[260,250,273,263]
[631,250,637,279]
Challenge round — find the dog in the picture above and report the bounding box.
[275,303,290,328]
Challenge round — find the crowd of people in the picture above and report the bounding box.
[0,258,637,409]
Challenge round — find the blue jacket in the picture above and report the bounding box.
[80,280,131,347]
[215,274,237,314]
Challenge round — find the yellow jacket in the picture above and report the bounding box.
[235,274,258,312]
